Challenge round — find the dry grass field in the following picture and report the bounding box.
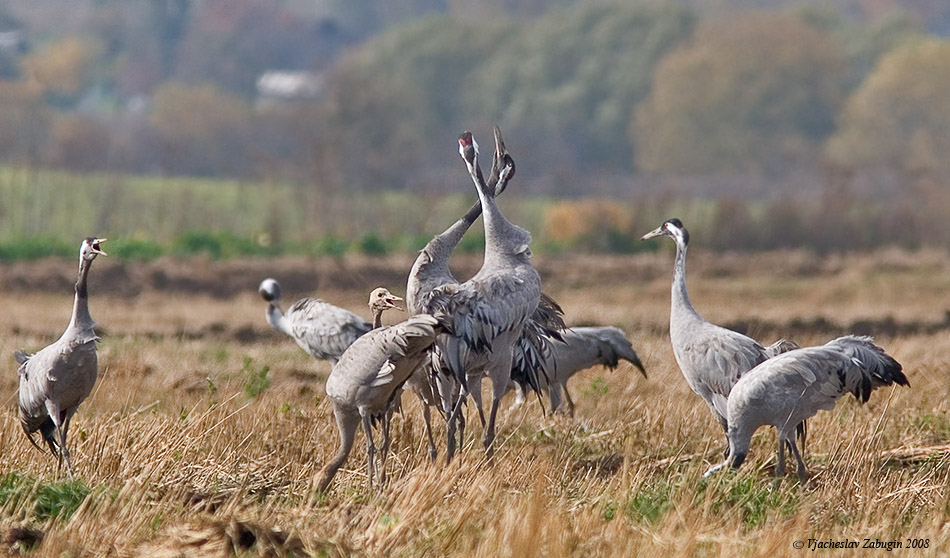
[2,249,950,557]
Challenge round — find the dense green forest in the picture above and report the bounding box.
[0,0,948,254]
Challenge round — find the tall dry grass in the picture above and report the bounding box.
[1,250,950,556]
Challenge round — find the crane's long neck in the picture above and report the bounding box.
[68,258,95,333]
[671,239,699,321]
[373,307,384,329]
[469,158,524,269]
[265,302,294,337]
[429,200,482,265]
[407,200,482,314]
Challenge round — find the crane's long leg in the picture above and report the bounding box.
[316,406,359,493]
[788,439,809,483]
[44,401,70,477]
[361,414,376,492]
[561,384,576,418]
[547,383,562,415]
[379,409,393,490]
[445,387,467,463]
[421,402,436,463]
[484,356,512,458]
[776,438,786,477]
[59,414,74,478]
[468,373,487,429]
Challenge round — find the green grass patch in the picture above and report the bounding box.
[242,357,271,398]
[0,471,92,522]
[699,474,799,529]
[626,481,673,524]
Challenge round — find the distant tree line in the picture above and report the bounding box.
[0,0,947,209]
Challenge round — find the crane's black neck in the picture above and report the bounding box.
[76,258,91,299]
[460,200,483,227]
[69,257,95,332]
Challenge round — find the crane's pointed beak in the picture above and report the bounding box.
[640,227,665,241]
[386,294,405,312]
[92,238,108,256]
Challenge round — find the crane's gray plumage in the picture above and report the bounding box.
[512,326,646,416]
[641,218,800,450]
[430,130,541,461]
[259,278,371,364]
[408,127,561,460]
[316,288,439,493]
[704,336,909,482]
[16,237,107,476]
[405,126,517,461]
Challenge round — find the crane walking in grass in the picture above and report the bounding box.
[640,218,801,455]
[16,237,107,476]
[258,278,372,364]
[316,287,446,493]
[704,335,909,482]
[510,326,646,416]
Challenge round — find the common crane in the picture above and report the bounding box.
[316,287,440,493]
[258,278,371,364]
[510,326,646,416]
[704,336,908,482]
[409,127,563,458]
[405,126,517,461]
[431,130,542,461]
[16,237,107,476]
[640,218,800,453]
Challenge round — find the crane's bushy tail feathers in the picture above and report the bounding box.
[510,293,567,394]
[826,335,909,402]
[22,417,60,457]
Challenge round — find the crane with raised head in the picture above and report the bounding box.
[16,237,108,476]
[258,278,371,364]
[430,130,542,461]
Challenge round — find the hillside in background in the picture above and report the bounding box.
[0,0,948,252]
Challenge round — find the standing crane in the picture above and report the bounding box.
[258,278,371,364]
[406,126,516,461]
[431,130,541,461]
[641,218,800,454]
[316,287,440,493]
[16,237,108,476]
[408,126,563,459]
[704,336,908,482]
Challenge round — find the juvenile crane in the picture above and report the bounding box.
[258,278,371,364]
[704,336,908,482]
[432,130,542,461]
[16,237,107,476]
[641,218,800,453]
[316,287,442,493]
[511,326,646,416]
